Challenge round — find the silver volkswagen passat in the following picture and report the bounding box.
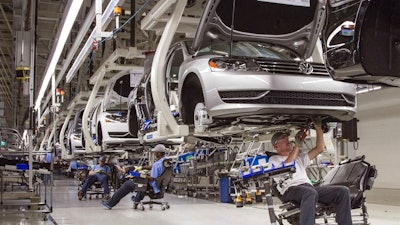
[164,0,356,136]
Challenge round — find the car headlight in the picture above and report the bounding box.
[71,133,81,140]
[208,58,261,72]
[105,113,127,123]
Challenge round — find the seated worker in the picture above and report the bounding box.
[268,119,352,225]
[78,156,111,201]
[101,144,167,209]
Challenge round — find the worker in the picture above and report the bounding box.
[101,144,167,209]
[268,119,352,225]
[78,156,111,201]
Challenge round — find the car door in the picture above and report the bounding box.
[165,44,184,112]
[322,0,400,86]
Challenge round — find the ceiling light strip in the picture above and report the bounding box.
[34,0,84,110]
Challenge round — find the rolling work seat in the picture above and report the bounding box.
[135,159,174,211]
[271,155,377,225]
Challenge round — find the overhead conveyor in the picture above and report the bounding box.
[140,0,190,143]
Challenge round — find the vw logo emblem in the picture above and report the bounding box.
[299,62,314,75]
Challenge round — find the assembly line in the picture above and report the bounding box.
[1,0,400,224]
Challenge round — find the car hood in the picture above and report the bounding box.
[191,0,326,60]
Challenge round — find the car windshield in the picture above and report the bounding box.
[108,102,128,111]
[197,41,295,60]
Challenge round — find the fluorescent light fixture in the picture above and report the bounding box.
[34,0,83,110]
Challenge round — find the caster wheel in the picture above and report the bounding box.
[149,204,153,209]
[89,196,92,200]
[166,204,170,209]
[161,206,166,211]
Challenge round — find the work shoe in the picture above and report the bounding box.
[78,191,83,200]
[102,194,110,201]
[101,201,112,210]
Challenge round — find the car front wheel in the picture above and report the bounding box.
[193,102,213,133]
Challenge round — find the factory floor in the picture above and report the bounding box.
[1,176,400,225]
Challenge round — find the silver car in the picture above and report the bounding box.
[166,0,356,136]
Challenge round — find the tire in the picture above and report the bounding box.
[128,107,139,137]
[181,76,204,125]
[81,132,85,148]
[97,124,103,147]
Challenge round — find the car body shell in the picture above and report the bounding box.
[93,71,143,149]
[66,108,84,154]
[172,42,356,133]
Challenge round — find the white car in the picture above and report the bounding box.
[92,70,143,150]
[66,108,85,154]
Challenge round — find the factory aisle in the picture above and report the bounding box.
[1,176,400,225]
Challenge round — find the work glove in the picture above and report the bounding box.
[312,117,323,127]
[134,166,142,172]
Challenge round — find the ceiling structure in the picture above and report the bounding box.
[0,0,93,130]
[0,0,203,135]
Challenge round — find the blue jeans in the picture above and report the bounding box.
[106,179,147,207]
[81,173,109,195]
[282,183,352,225]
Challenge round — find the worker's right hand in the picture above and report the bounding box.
[294,129,307,147]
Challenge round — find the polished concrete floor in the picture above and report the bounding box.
[1,176,400,225]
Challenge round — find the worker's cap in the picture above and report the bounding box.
[98,156,106,162]
[271,131,290,146]
[151,144,166,153]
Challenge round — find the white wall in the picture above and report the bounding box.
[355,87,400,189]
